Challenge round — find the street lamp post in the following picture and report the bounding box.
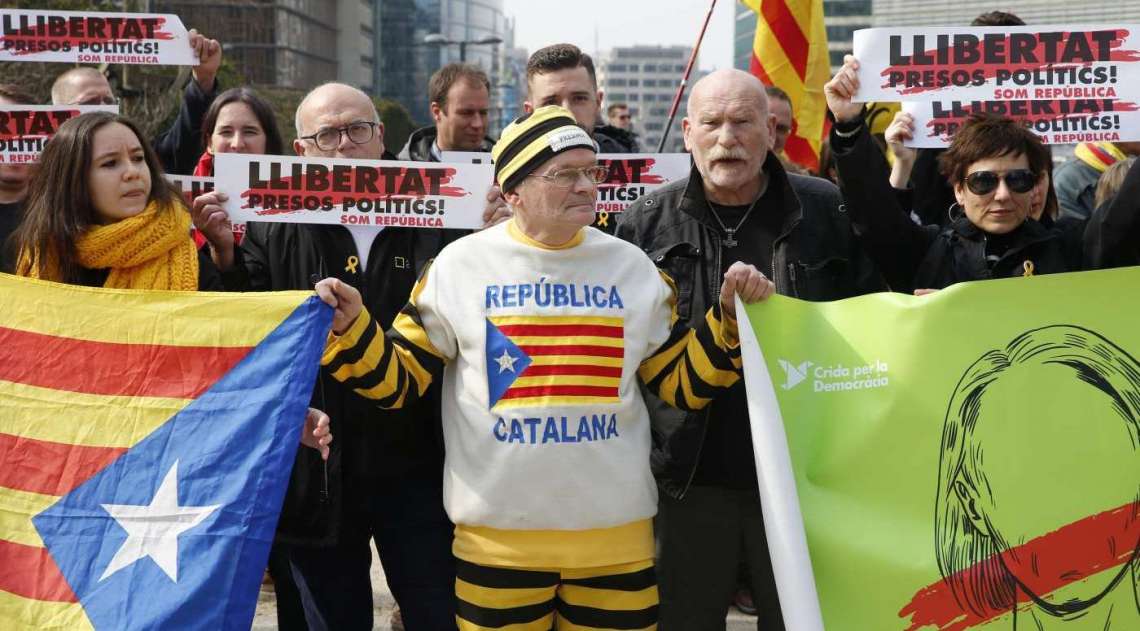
[423,34,502,63]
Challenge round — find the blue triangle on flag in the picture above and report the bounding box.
[33,297,331,631]
[486,318,531,408]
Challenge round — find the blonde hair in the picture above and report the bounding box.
[1094,157,1136,210]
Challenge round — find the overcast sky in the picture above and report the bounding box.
[501,0,739,71]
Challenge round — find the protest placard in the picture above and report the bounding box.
[593,153,690,218]
[901,98,1140,147]
[0,105,118,163]
[852,25,1140,103]
[0,9,198,65]
[165,174,246,246]
[214,153,492,230]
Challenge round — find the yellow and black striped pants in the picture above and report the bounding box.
[455,558,659,630]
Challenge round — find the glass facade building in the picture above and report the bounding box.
[598,46,700,153]
[375,0,518,130]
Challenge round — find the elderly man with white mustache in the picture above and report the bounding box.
[616,68,883,630]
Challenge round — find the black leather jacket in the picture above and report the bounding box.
[616,153,883,498]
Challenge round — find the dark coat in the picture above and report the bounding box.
[616,152,883,498]
[398,125,496,162]
[154,78,218,176]
[830,120,1117,293]
[222,156,463,544]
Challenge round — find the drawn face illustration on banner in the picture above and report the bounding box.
[932,325,1140,629]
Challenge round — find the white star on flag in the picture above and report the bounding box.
[99,460,220,582]
[495,349,518,373]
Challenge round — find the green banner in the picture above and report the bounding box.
[737,267,1140,631]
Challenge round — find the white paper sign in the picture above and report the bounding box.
[0,9,198,65]
[0,105,117,163]
[853,25,1140,103]
[214,153,493,230]
[901,99,1140,147]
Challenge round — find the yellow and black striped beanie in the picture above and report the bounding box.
[491,105,597,192]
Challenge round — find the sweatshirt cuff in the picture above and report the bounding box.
[709,302,741,352]
[322,307,374,363]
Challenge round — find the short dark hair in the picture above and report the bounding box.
[527,44,597,89]
[0,83,35,105]
[971,11,1024,26]
[938,113,1050,186]
[764,85,791,104]
[606,103,628,117]
[200,87,284,156]
[429,63,491,111]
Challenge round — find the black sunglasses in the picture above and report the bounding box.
[964,169,1037,195]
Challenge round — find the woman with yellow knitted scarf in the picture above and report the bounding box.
[13,111,220,291]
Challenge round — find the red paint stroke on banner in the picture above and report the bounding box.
[597,158,667,188]
[880,30,1140,95]
[922,100,1140,139]
[239,166,470,215]
[898,501,1140,630]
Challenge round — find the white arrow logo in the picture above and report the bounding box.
[778,359,812,390]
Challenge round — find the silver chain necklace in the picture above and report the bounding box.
[707,176,768,248]
[708,198,759,248]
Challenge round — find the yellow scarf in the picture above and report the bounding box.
[21,200,198,290]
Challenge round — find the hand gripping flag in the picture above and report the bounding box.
[0,274,331,630]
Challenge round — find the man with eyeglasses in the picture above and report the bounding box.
[616,69,883,630]
[49,28,222,176]
[194,82,461,630]
[311,104,776,630]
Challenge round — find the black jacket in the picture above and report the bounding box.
[1085,157,1140,269]
[831,120,1117,293]
[398,125,495,162]
[154,78,218,176]
[223,181,463,546]
[594,124,640,153]
[616,153,883,498]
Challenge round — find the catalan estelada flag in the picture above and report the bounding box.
[0,274,331,630]
[744,0,831,172]
[485,315,623,408]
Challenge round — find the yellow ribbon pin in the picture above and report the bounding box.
[596,211,609,228]
[345,256,360,274]
[1022,260,1035,277]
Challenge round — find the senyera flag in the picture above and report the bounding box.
[736,267,1140,630]
[743,0,831,172]
[0,274,331,630]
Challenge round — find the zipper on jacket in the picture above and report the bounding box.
[679,222,721,500]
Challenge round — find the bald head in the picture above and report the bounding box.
[51,67,115,105]
[682,68,775,205]
[687,69,768,120]
[293,82,384,159]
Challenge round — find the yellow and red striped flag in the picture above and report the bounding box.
[0,274,330,630]
[486,315,624,409]
[743,0,831,172]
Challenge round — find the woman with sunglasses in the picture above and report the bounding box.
[821,56,1132,293]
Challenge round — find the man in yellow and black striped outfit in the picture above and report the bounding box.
[315,105,775,630]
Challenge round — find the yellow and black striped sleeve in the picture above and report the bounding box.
[637,272,741,412]
[321,273,447,409]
